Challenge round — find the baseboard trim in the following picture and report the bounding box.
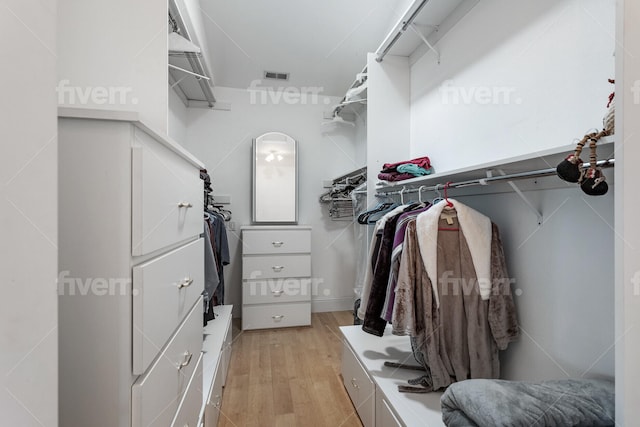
[311,297,354,313]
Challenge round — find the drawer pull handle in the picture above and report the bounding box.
[272,290,284,296]
[351,378,359,389]
[272,241,284,247]
[178,351,193,370]
[178,277,193,289]
[272,315,285,321]
[272,266,284,272]
[177,201,193,208]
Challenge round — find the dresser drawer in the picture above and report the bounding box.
[131,298,203,427]
[242,302,311,330]
[133,238,204,374]
[242,254,311,280]
[242,228,311,254]
[204,356,224,427]
[376,393,404,427]
[342,341,375,427]
[132,127,203,256]
[171,352,203,427]
[243,278,311,304]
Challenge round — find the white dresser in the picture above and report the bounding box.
[58,108,207,427]
[241,226,312,330]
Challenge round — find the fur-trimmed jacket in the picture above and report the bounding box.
[392,200,520,391]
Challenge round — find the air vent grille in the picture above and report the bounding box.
[264,71,289,81]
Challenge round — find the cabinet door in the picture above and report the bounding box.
[341,341,375,427]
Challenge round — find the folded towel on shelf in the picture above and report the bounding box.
[381,156,431,173]
[441,378,615,427]
[377,172,415,182]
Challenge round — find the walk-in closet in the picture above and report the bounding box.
[3,0,640,426]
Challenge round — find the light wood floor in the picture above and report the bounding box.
[218,311,364,427]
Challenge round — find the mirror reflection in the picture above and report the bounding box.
[252,132,298,223]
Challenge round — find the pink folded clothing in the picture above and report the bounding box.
[377,172,415,182]
[381,156,431,173]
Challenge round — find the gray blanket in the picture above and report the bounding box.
[441,378,615,427]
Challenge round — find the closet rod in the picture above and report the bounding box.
[376,158,615,197]
[375,0,430,62]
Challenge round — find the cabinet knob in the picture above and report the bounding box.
[272,315,285,321]
[178,277,193,289]
[351,378,359,389]
[271,241,284,247]
[178,351,193,370]
[272,266,284,273]
[177,202,193,208]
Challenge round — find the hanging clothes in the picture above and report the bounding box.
[357,204,408,321]
[381,204,431,323]
[203,216,220,325]
[392,199,519,392]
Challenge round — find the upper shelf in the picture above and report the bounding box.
[169,0,216,108]
[375,0,479,63]
[375,136,616,195]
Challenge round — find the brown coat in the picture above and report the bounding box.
[392,212,519,391]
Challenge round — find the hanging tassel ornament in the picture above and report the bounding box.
[556,134,590,182]
[580,137,608,196]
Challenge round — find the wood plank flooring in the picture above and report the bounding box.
[218,311,364,427]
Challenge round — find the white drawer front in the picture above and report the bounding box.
[242,229,310,254]
[243,279,311,304]
[171,353,203,427]
[376,394,404,427]
[242,254,311,280]
[222,320,232,387]
[204,357,224,427]
[242,302,311,330]
[133,238,204,375]
[342,342,375,427]
[132,298,203,427]
[132,127,203,256]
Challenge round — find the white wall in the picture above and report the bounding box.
[57,0,168,133]
[406,0,617,381]
[1,1,58,426]
[457,187,614,381]
[184,86,364,316]
[410,0,615,173]
[367,53,411,202]
[169,87,189,144]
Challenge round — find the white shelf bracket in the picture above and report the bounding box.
[409,23,440,64]
[496,169,543,225]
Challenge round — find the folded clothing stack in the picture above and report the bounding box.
[378,156,432,182]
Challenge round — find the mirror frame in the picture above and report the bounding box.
[252,132,298,224]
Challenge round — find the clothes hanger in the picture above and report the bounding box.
[443,181,454,208]
[432,184,444,205]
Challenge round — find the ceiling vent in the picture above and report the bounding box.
[264,71,289,81]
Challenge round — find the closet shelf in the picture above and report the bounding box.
[375,0,479,63]
[169,0,216,108]
[376,136,615,197]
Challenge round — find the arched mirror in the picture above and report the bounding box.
[252,132,298,223]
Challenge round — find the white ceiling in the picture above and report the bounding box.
[197,0,415,96]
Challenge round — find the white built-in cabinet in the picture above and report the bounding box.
[241,226,312,330]
[340,326,444,427]
[58,108,232,427]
